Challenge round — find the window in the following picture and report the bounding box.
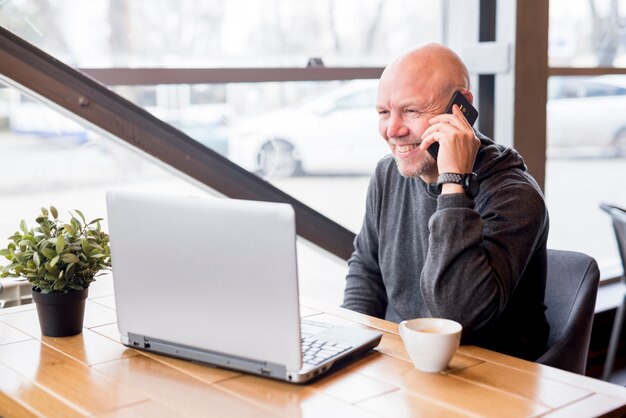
[0,81,348,304]
[549,0,626,68]
[333,88,378,110]
[0,0,443,68]
[547,0,626,278]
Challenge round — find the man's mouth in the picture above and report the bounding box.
[395,143,420,153]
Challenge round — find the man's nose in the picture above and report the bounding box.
[386,114,409,138]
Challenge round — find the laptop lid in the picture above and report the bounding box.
[106,190,302,372]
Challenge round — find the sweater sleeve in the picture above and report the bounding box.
[341,173,387,317]
[420,181,548,333]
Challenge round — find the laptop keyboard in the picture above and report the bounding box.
[301,334,353,366]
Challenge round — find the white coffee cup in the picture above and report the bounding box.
[399,318,462,373]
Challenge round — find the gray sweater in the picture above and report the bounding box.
[342,134,550,361]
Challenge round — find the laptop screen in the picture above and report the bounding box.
[106,191,303,371]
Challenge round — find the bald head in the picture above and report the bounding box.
[383,43,469,91]
[378,44,470,114]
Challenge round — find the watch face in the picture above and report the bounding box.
[465,173,480,197]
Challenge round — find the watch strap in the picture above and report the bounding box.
[437,172,479,198]
[437,173,464,188]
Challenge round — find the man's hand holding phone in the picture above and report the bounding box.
[420,91,481,195]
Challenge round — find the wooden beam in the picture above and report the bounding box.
[79,67,384,86]
[513,0,549,190]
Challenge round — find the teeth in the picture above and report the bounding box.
[397,144,418,153]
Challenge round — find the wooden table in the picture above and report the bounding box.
[2,282,626,417]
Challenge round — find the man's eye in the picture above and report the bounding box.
[378,110,390,117]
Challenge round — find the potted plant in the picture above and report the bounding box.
[0,206,111,337]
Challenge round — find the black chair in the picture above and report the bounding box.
[537,249,600,374]
[599,203,626,381]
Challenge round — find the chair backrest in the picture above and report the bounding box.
[600,202,626,275]
[536,249,600,374]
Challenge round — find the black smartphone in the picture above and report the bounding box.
[427,91,479,160]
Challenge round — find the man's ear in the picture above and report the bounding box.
[461,89,474,104]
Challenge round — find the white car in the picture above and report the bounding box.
[547,75,626,158]
[227,80,390,177]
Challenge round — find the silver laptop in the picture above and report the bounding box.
[106,190,381,383]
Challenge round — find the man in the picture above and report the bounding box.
[342,44,550,361]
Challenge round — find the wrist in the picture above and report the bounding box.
[440,183,464,195]
[436,172,480,198]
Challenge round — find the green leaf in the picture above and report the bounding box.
[33,251,40,267]
[53,280,67,290]
[0,249,10,257]
[19,220,28,234]
[75,209,86,224]
[41,207,49,217]
[50,255,60,268]
[55,235,65,254]
[87,218,103,226]
[60,253,80,264]
[50,206,58,219]
[65,263,76,278]
[69,284,83,291]
[18,239,33,249]
[41,222,51,237]
[41,248,56,259]
[13,252,26,263]
[64,223,76,237]
[89,253,107,259]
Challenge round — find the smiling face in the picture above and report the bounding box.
[376,70,444,178]
[375,44,469,179]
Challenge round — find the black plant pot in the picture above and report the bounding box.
[31,287,89,337]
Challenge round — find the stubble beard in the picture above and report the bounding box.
[393,149,436,179]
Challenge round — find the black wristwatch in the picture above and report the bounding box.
[437,172,480,198]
